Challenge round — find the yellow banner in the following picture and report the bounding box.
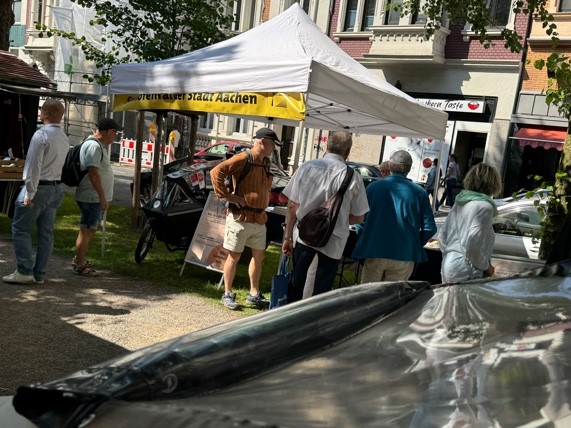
[113,92,305,121]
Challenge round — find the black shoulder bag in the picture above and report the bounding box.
[297,166,354,247]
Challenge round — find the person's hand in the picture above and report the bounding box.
[282,238,293,256]
[23,197,33,207]
[100,199,109,212]
[226,194,246,208]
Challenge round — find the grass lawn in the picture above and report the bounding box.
[0,194,281,315]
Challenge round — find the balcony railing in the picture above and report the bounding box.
[364,26,450,64]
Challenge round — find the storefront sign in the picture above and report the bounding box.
[417,98,485,114]
[113,92,306,121]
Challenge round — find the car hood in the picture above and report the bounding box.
[10,263,571,427]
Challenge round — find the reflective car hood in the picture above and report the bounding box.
[12,263,571,427]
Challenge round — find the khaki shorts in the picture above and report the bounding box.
[223,213,267,253]
[361,258,414,283]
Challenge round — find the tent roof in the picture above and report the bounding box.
[0,51,57,90]
[110,4,447,139]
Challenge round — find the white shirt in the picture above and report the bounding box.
[283,153,369,259]
[23,124,69,199]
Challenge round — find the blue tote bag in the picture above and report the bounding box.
[270,255,291,309]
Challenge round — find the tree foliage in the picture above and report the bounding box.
[37,0,235,85]
[400,0,571,258]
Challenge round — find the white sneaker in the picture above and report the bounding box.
[2,270,36,284]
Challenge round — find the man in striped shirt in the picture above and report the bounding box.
[210,128,282,310]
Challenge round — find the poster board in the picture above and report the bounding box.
[382,121,455,183]
[183,193,228,273]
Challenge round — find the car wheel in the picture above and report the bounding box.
[135,221,156,264]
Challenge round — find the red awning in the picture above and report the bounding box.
[513,126,566,151]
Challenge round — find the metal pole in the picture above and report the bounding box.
[131,111,145,227]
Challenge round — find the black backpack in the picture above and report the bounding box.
[61,137,102,187]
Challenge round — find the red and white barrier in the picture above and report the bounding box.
[119,139,175,167]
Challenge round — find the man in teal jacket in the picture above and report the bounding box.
[352,150,436,283]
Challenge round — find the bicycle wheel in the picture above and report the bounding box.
[135,221,156,264]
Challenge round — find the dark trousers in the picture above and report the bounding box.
[288,242,339,303]
[445,178,457,206]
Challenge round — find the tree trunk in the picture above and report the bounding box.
[0,1,15,51]
[539,126,571,259]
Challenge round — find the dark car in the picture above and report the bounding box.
[347,161,383,187]
[347,161,383,178]
[7,263,571,427]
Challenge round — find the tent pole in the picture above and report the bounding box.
[291,121,305,172]
[189,114,198,162]
[151,112,165,196]
[131,110,145,227]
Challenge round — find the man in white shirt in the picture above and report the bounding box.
[3,99,69,285]
[281,131,369,302]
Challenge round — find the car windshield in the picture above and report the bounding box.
[493,205,542,238]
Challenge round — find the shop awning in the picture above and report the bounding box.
[512,126,567,151]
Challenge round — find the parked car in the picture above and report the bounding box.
[7,268,571,427]
[194,140,251,157]
[347,161,383,187]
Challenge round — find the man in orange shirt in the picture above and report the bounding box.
[210,128,282,310]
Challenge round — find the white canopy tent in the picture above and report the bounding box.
[110,4,447,140]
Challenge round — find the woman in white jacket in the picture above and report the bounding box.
[439,163,503,283]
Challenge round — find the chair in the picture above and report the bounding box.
[336,229,361,288]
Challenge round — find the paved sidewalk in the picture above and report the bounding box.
[0,236,239,396]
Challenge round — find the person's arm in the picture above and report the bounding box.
[419,198,437,245]
[87,166,108,212]
[22,131,46,205]
[464,206,495,272]
[444,166,452,180]
[348,174,369,225]
[349,214,365,225]
[281,200,299,256]
[209,155,247,207]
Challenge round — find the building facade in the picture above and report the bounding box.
[320,0,527,188]
[508,0,570,195]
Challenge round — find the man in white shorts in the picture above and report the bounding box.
[210,128,282,310]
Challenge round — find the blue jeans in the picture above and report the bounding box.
[11,185,64,280]
[289,242,339,303]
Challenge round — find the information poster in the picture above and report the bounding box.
[382,121,455,183]
[184,193,228,272]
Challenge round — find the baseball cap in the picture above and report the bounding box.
[254,127,282,146]
[96,118,123,131]
[389,150,413,166]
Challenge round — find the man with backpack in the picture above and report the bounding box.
[2,99,69,285]
[210,128,281,310]
[72,118,120,276]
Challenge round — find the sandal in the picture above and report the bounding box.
[73,264,100,277]
[72,257,93,269]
